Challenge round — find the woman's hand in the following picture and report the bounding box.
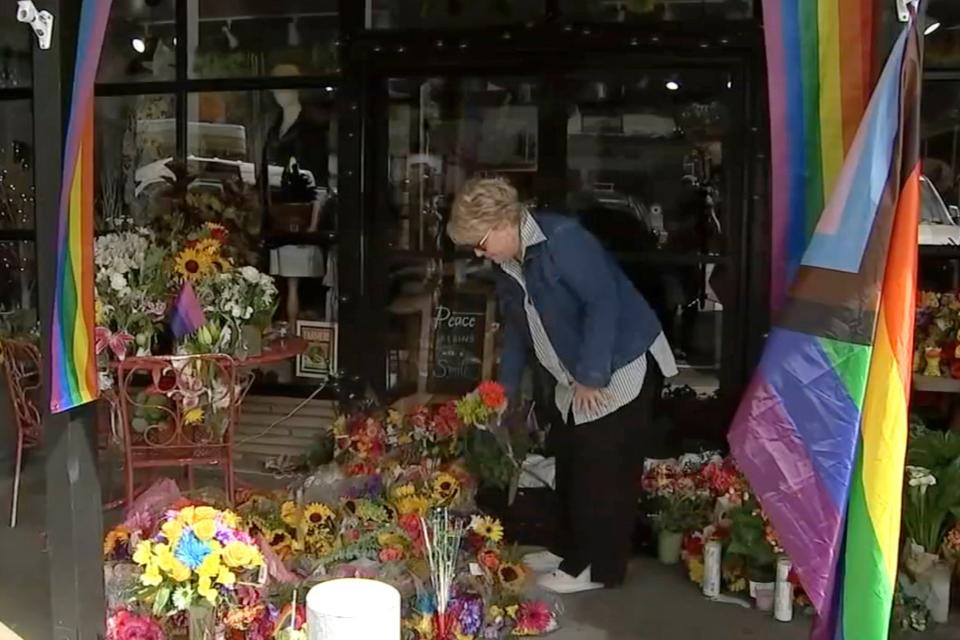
[573,382,607,416]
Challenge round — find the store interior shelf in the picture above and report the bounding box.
[920,244,960,259]
[913,375,960,394]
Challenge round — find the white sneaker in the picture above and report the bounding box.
[522,550,564,573]
[536,567,604,594]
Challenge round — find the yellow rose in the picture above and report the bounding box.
[215,567,236,586]
[161,520,184,546]
[170,559,191,583]
[177,506,196,525]
[222,542,254,568]
[132,540,153,565]
[192,518,217,542]
[140,564,163,587]
[197,550,222,578]
[193,506,218,521]
[505,605,519,619]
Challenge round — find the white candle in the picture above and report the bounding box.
[306,579,401,640]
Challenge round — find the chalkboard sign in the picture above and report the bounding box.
[427,292,489,395]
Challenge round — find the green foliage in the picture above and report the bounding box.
[726,503,777,581]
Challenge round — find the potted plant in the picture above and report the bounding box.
[727,498,779,611]
[642,461,712,564]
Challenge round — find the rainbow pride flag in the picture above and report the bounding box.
[729,14,921,640]
[50,0,114,413]
[765,0,876,313]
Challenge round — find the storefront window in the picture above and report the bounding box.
[382,76,534,394]
[0,10,32,88]
[925,0,960,70]
[368,0,543,29]
[0,101,35,230]
[0,239,35,323]
[183,88,339,333]
[560,0,753,21]
[95,94,177,230]
[189,1,339,78]
[98,0,177,83]
[385,77,538,253]
[566,70,733,258]
[921,81,960,210]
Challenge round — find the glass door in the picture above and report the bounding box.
[0,6,48,638]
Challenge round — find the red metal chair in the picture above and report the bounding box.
[1,339,42,527]
[115,354,244,508]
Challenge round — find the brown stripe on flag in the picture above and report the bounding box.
[773,38,920,346]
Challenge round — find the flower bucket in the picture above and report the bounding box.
[239,324,263,359]
[925,560,952,624]
[189,604,216,640]
[751,581,775,612]
[657,530,684,564]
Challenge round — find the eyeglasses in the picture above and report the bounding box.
[476,228,492,253]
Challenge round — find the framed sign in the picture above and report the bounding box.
[427,291,494,395]
[296,321,338,379]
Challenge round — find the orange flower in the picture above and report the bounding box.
[478,381,506,410]
[478,549,500,570]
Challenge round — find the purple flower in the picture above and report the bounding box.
[450,595,483,636]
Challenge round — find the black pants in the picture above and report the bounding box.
[548,354,661,586]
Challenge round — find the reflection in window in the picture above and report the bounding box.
[0,101,35,230]
[560,0,752,21]
[369,0,543,29]
[0,241,36,333]
[921,81,960,211]
[566,71,731,257]
[98,0,177,82]
[387,77,538,253]
[925,0,960,69]
[184,89,339,331]
[385,257,495,395]
[190,1,339,78]
[0,10,31,88]
[639,261,726,398]
[95,95,176,230]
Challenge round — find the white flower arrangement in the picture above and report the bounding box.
[196,266,278,328]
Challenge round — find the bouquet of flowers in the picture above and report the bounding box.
[196,266,278,331]
[458,382,537,491]
[132,505,264,617]
[95,230,171,355]
[641,460,713,534]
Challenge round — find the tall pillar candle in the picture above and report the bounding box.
[702,540,722,598]
[306,578,401,640]
[774,557,794,622]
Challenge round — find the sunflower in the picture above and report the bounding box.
[103,526,130,558]
[183,407,205,425]
[280,501,301,528]
[303,502,336,526]
[395,494,431,517]
[174,246,214,282]
[497,562,526,591]
[431,473,461,505]
[267,529,296,559]
[471,515,504,543]
[193,237,222,257]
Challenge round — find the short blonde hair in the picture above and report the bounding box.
[447,177,523,246]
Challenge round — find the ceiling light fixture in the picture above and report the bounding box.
[131,37,146,53]
[665,80,680,91]
[925,19,942,36]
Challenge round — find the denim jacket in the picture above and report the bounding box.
[494,212,663,399]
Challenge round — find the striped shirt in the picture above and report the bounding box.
[501,214,678,425]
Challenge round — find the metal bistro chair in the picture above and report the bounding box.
[115,353,245,508]
[0,339,42,527]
